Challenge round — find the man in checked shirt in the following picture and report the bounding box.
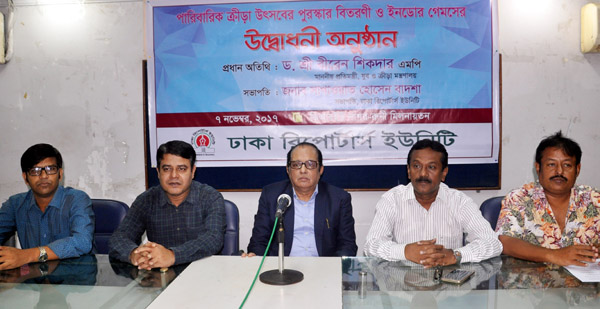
[109,140,225,270]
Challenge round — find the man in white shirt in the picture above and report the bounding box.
[364,139,501,267]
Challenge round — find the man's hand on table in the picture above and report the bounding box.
[130,242,175,270]
[547,245,598,266]
[241,252,256,258]
[405,239,457,268]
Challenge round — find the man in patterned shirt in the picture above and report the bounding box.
[365,139,501,267]
[109,140,225,270]
[497,131,600,266]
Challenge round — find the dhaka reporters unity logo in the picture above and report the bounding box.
[191,129,215,155]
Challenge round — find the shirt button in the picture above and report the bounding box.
[177,228,180,231]
[304,232,308,235]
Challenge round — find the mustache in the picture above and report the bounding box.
[415,177,432,184]
[550,175,568,182]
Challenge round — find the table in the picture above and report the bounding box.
[342,256,600,308]
[2,254,599,308]
[148,256,342,309]
[0,254,184,309]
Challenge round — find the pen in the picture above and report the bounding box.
[326,218,330,229]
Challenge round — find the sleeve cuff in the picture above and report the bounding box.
[456,248,472,263]
[391,243,407,261]
[47,243,65,259]
[170,247,183,265]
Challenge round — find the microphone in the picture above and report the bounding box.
[275,194,291,217]
[260,192,304,285]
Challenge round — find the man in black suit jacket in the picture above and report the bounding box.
[244,142,357,257]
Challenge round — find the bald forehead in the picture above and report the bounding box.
[290,145,318,160]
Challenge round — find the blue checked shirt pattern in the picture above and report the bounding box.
[108,181,226,265]
[0,186,94,258]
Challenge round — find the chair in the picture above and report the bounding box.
[92,199,129,254]
[1,234,16,247]
[479,196,504,230]
[219,199,240,255]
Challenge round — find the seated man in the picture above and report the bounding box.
[0,144,94,270]
[497,131,600,266]
[365,139,502,267]
[245,142,357,257]
[109,140,226,270]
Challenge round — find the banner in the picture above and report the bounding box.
[146,0,500,168]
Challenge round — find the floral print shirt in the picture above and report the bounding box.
[496,182,600,248]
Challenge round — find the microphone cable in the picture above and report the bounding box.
[239,216,279,308]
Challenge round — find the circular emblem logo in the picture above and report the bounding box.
[191,129,216,155]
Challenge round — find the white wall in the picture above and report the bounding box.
[0,1,146,203]
[1,0,599,256]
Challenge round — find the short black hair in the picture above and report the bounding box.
[407,139,448,170]
[286,142,323,167]
[535,131,582,165]
[21,144,63,173]
[157,140,196,167]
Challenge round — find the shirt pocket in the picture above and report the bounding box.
[184,206,205,237]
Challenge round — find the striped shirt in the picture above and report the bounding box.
[364,183,502,263]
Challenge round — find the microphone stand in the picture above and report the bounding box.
[259,215,304,285]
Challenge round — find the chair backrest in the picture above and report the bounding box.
[220,199,240,255]
[1,234,16,247]
[92,199,129,254]
[479,196,504,231]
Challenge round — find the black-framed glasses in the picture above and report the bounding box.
[289,160,319,170]
[28,165,59,176]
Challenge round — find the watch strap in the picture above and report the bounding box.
[453,250,462,264]
[38,246,48,263]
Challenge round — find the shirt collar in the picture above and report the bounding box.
[532,181,577,203]
[406,182,447,202]
[292,184,319,202]
[158,181,198,208]
[27,186,65,210]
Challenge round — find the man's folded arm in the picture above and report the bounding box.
[494,192,553,263]
[47,193,95,259]
[458,199,502,263]
[108,199,147,263]
[499,235,553,262]
[364,197,406,261]
[0,198,18,245]
[246,192,274,255]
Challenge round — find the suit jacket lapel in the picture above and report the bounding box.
[314,182,326,256]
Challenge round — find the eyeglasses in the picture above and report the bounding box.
[28,165,59,176]
[289,160,319,170]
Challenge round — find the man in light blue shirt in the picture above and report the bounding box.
[0,144,94,270]
[245,142,357,257]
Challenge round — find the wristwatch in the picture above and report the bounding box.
[38,246,48,263]
[453,250,462,264]
[38,263,49,277]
